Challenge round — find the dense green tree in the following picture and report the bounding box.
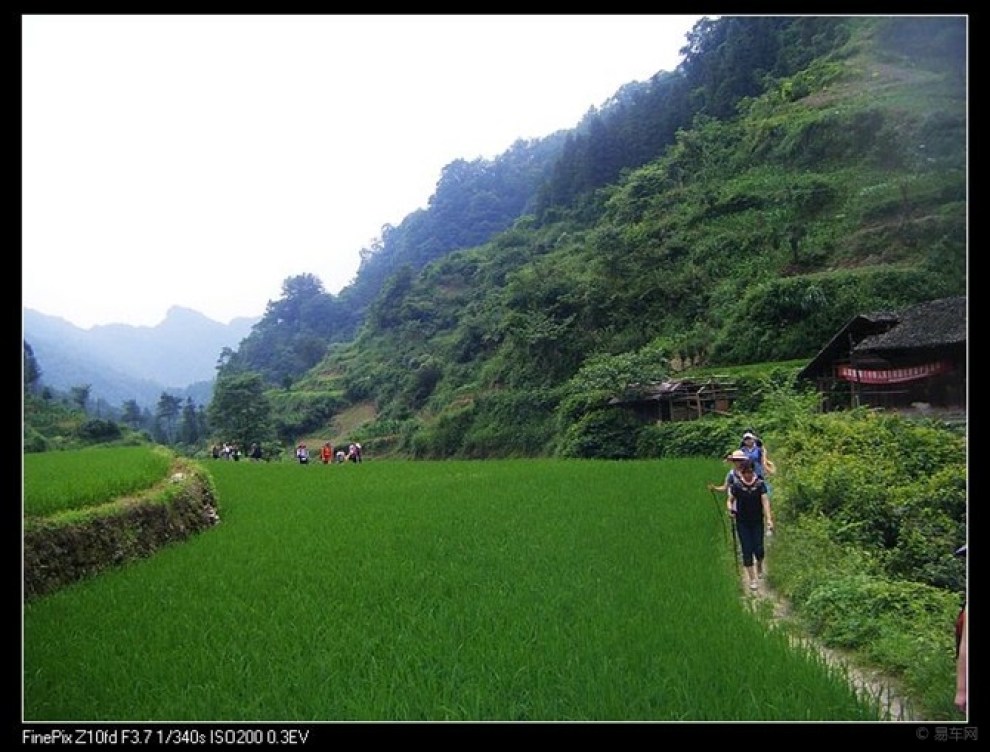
[155,393,183,444]
[178,397,202,445]
[216,346,236,373]
[219,274,344,386]
[69,385,91,412]
[121,399,143,430]
[207,372,275,448]
[271,273,326,323]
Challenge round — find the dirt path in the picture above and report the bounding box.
[741,572,919,721]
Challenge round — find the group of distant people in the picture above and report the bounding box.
[212,442,264,461]
[211,440,368,464]
[295,441,362,465]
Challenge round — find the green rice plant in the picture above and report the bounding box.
[23,446,173,518]
[23,459,883,722]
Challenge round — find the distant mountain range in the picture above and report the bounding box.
[23,306,259,409]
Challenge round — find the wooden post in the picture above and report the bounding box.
[847,333,860,409]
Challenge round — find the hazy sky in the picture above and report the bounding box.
[22,14,705,329]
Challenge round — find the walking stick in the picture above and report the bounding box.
[709,488,728,545]
[729,511,741,577]
[710,487,739,576]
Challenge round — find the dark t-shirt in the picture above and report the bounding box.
[729,476,768,522]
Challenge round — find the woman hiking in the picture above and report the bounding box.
[728,459,774,591]
[708,449,749,494]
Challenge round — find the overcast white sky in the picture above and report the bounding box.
[22,14,706,329]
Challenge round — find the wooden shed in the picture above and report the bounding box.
[797,296,966,412]
[608,377,739,423]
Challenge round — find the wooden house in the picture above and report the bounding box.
[797,296,966,412]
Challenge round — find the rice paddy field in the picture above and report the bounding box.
[22,455,885,722]
[23,445,172,517]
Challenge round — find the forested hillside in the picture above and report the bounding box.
[213,16,966,458]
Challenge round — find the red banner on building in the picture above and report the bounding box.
[837,361,952,385]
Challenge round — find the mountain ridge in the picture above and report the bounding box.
[23,306,259,408]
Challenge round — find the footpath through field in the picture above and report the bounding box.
[739,542,917,722]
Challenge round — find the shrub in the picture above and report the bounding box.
[409,405,476,459]
[884,467,967,589]
[24,426,49,454]
[768,405,967,718]
[461,390,558,458]
[270,391,343,440]
[77,419,122,443]
[801,574,959,653]
[556,408,642,459]
[770,514,882,606]
[636,418,742,459]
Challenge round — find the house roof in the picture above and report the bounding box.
[798,296,966,380]
[855,296,966,352]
